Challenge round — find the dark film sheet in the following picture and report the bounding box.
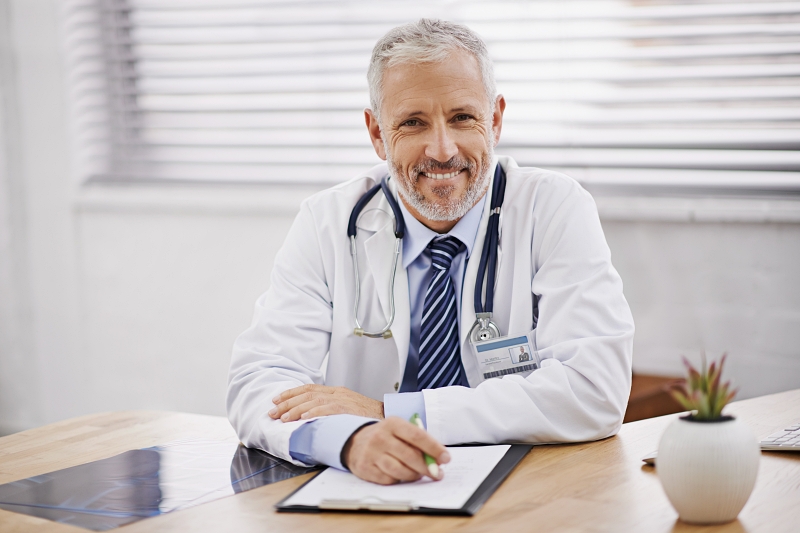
[0,439,317,531]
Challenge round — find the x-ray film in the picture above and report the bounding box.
[0,439,318,531]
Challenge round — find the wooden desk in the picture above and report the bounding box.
[0,389,798,533]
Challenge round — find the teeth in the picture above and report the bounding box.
[424,170,461,180]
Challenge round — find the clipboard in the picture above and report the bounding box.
[275,444,531,516]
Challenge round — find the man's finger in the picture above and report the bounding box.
[271,384,313,404]
[269,391,319,418]
[375,454,422,483]
[390,418,450,464]
[362,465,396,486]
[271,384,335,404]
[268,392,311,418]
[383,437,434,479]
[299,404,345,420]
[278,396,332,421]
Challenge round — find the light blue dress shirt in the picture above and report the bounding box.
[289,187,487,470]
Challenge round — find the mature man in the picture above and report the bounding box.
[518,346,531,363]
[227,19,634,485]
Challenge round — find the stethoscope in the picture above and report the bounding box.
[347,164,506,342]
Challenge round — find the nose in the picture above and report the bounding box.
[424,123,458,163]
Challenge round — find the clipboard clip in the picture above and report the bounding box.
[320,497,417,512]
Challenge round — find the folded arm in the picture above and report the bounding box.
[423,182,634,445]
[227,201,337,463]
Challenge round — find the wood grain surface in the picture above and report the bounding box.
[0,390,798,533]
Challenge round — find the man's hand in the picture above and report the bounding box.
[343,417,451,485]
[268,384,384,422]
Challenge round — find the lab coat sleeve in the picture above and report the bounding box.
[423,179,635,445]
[226,200,335,464]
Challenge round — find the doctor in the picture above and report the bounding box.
[227,19,634,485]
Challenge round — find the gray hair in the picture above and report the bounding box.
[367,19,496,123]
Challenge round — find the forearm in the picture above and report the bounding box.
[422,334,634,445]
[227,366,315,464]
[227,318,328,463]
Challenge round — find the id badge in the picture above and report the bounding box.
[470,334,540,381]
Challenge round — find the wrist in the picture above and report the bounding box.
[340,421,377,471]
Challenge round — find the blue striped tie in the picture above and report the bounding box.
[418,236,466,390]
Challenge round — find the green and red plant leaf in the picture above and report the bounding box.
[672,353,736,420]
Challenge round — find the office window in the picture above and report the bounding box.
[63,0,800,188]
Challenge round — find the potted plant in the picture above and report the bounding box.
[656,354,760,524]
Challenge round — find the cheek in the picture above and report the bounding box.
[455,124,491,144]
[390,138,424,165]
[458,132,492,158]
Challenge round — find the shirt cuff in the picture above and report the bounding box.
[383,392,427,428]
[288,414,376,471]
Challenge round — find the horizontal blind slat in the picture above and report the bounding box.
[119,127,798,148]
[63,0,800,185]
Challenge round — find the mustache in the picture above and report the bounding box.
[411,157,476,177]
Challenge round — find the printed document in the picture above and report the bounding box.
[282,445,510,510]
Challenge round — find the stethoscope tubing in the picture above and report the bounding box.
[349,165,506,339]
[474,164,506,316]
[348,178,405,338]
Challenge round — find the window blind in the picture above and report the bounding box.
[62,0,800,190]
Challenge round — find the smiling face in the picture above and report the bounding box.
[365,49,505,232]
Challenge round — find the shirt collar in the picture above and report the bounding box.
[398,188,488,269]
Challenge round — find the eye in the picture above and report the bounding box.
[401,119,421,127]
[454,114,474,122]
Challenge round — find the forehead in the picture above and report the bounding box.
[380,50,488,118]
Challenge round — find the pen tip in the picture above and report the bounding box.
[429,463,440,479]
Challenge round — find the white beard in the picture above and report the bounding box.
[385,139,494,223]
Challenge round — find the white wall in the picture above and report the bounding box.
[1,0,798,434]
[1,0,86,434]
[72,185,319,417]
[602,212,800,399]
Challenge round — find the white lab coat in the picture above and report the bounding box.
[227,155,634,465]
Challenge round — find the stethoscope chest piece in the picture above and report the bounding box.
[469,313,501,343]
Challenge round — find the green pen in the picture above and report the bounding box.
[410,413,440,479]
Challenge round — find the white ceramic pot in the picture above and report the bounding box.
[657,416,760,524]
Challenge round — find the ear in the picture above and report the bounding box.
[491,95,506,147]
[364,108,387,160]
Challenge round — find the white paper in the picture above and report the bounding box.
[282,445,510,510]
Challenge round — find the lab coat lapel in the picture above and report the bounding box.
[362,184,411,375]
[460,162,498,386]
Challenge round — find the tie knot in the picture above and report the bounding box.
[428,236,462,271]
